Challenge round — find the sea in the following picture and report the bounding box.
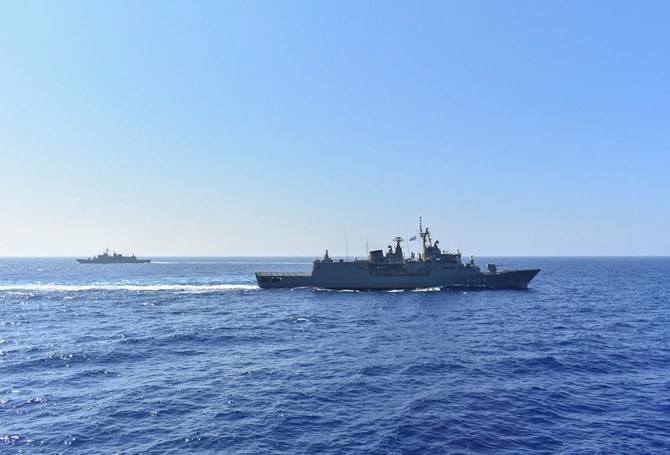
[1,257,669,454]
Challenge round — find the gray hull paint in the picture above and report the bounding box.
[256,260,540,290]
[76,258,151,264]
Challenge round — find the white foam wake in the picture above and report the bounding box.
[0,284,259,293]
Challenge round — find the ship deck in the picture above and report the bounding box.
[255,272,312,277]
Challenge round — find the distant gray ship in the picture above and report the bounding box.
[76,249,151,264]
[256,219,540,290]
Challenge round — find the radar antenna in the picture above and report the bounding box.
[418,216,433,260]
[419,217,432,247]
[392,236,405,260]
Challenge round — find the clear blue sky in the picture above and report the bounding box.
[1,1,668,256]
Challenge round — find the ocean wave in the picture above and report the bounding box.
[411,287,442,292]
[0,283,259,293]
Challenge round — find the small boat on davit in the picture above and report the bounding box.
[256,218,540,290]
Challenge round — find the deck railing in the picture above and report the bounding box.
[255,272,311,277]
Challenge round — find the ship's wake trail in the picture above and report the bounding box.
[0,284,259,293]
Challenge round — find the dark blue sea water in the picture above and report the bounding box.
[1,257,669,454]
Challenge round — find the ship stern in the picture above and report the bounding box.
[255,272,314,289]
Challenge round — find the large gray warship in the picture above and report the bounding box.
[76,249,151,264]
[256,219,540,290]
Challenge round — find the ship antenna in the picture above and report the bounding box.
[419,216,433,259]
[344,231,349,261]
[404,226,409,259]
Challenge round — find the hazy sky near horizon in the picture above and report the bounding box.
[1,1,669,256]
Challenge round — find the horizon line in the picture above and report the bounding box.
[1,255,669,259]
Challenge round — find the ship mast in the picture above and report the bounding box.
[418,216,432,260]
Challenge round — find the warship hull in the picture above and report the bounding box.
[256,260,539,290]
[77,258,151,264]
